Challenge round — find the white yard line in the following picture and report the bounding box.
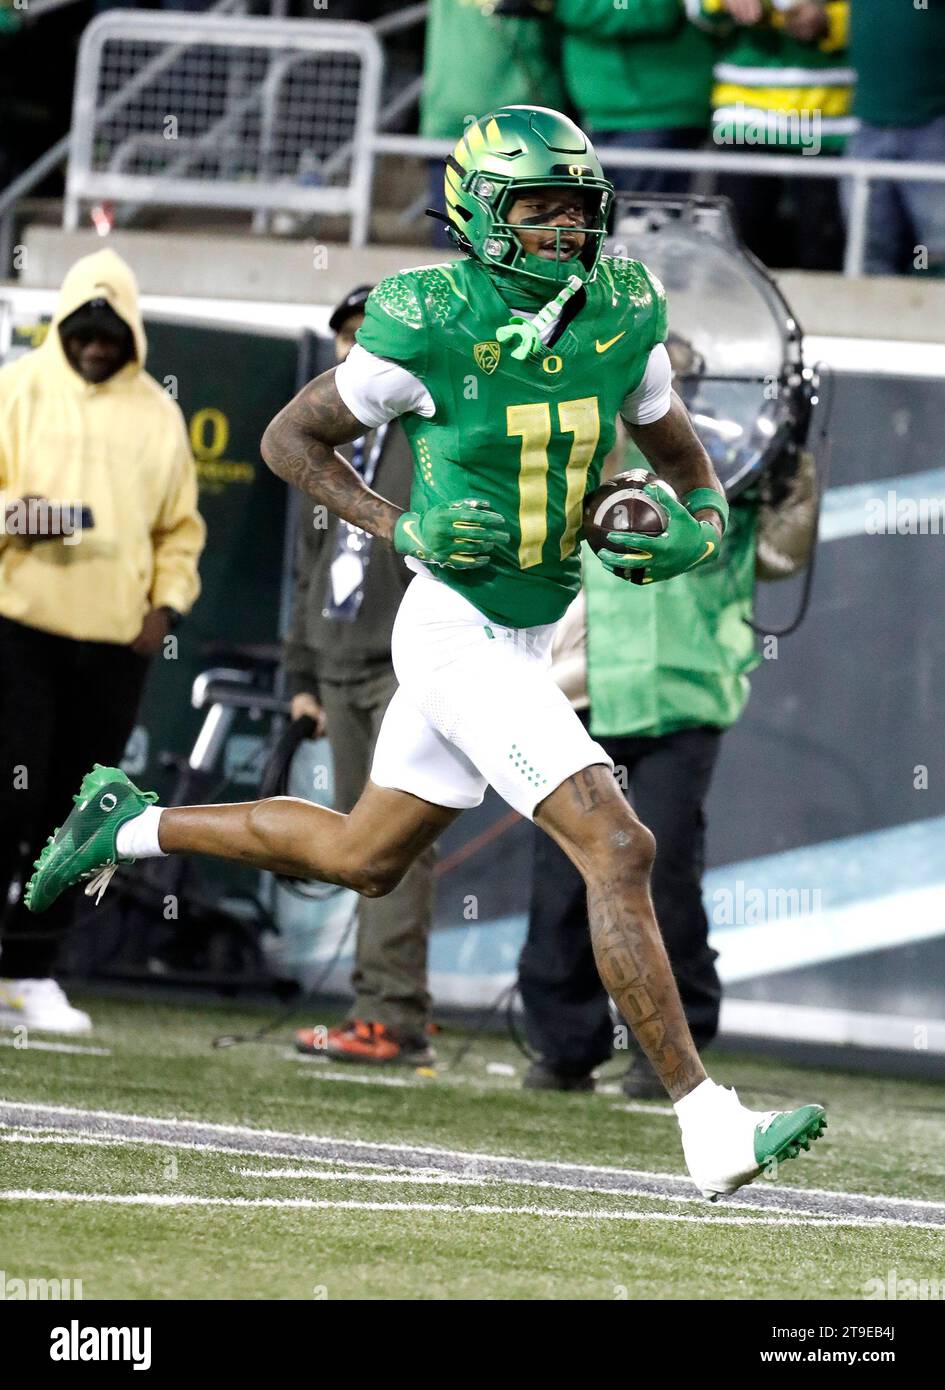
[2,1098,943,1224]
[0,1188,876,1228]
[0,1038,111,1056]
[0,1132,925,1224]
[296,1069,415,1088]
[290,1053,522,1092]
[236,1167,499,1184]
[606,1099,676,1116]
[0,1129,411,1168]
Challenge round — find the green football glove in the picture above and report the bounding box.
[394,498,510,570]
[597,486,728,584]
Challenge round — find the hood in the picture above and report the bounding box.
[43,248,147,383]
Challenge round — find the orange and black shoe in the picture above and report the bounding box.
[295,1018,435,1066]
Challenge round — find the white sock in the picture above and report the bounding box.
[673,1077,726,1127]
[115,805,166,859]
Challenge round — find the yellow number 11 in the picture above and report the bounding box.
[506,397,600,569]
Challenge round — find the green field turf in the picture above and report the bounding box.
[2,992,944,1300]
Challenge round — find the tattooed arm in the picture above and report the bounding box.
[627,391,726,539]
[261,367,402,543]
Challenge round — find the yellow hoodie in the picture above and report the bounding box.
[0,249,205,644]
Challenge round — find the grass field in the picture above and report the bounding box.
[2,991,945,1301]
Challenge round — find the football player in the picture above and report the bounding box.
[26,107,825,1199]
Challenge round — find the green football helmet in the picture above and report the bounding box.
[444,105,614,293]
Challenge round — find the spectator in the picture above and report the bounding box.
[843,0,945,277]
[552,0,715,195]
[291,287,436,1066]
[518,423,816,1096]
[0,249,205,1034]
[421,0,566,240]
[691,0,853,269]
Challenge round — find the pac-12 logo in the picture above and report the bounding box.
[473,341,501,375]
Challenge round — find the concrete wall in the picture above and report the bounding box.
[8,225,945,339]
[11,227,454,310]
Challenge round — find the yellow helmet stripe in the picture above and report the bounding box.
[465,120,486,157]
[483,117,502,149]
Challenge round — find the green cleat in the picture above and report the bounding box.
[679,1084,827,1201]
[753,1103,828,1171]
[24,764,158,914]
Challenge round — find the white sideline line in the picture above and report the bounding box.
[0,1132,130,1149]
[0,1131,911,1224]
[297,1069,415,1088]
[0,1134,822,1223]
[237,1167,491,1184]
[607,1100,676,1116]
[0,1189,874,1228]
[290,1054,523,1093]
[0,1038,111,1056]
[5,1119,945,1231]
[0,1129,428,1169]
[2,1098,941,1218]
[0,1132,831,1218]
[221,1167,945,1229]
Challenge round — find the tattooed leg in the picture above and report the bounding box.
[158,782,458,898]
[534,763,706,1101]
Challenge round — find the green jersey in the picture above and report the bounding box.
[356,256,667,629]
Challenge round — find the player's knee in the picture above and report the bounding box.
[350,857,404,899]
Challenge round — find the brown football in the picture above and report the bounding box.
[582,468,671,583]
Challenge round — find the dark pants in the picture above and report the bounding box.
[843,117,945,275]
[590,126,708,197]
[0,616,149,978]
[715,162,845,271]
[518,722,722,1076]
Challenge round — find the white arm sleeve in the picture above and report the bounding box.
[333,342,435,429]
[618,343,673,427]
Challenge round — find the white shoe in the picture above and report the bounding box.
[677,1080,827,1201]
[0,978,93,1035]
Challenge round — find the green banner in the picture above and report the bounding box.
[138,321,297,776]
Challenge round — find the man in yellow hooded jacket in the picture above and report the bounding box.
[0,248,205,1034]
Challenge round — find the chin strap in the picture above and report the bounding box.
[495,274,584,360]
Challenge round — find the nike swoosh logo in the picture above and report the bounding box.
[401,518,425,555]
[595,332,625,354]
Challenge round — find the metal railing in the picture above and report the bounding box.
[0,0,252,267]
[369,133,945,279]
[64,11,383,245]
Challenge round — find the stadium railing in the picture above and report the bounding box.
[62,11,383,246]
[370,133,945,279]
